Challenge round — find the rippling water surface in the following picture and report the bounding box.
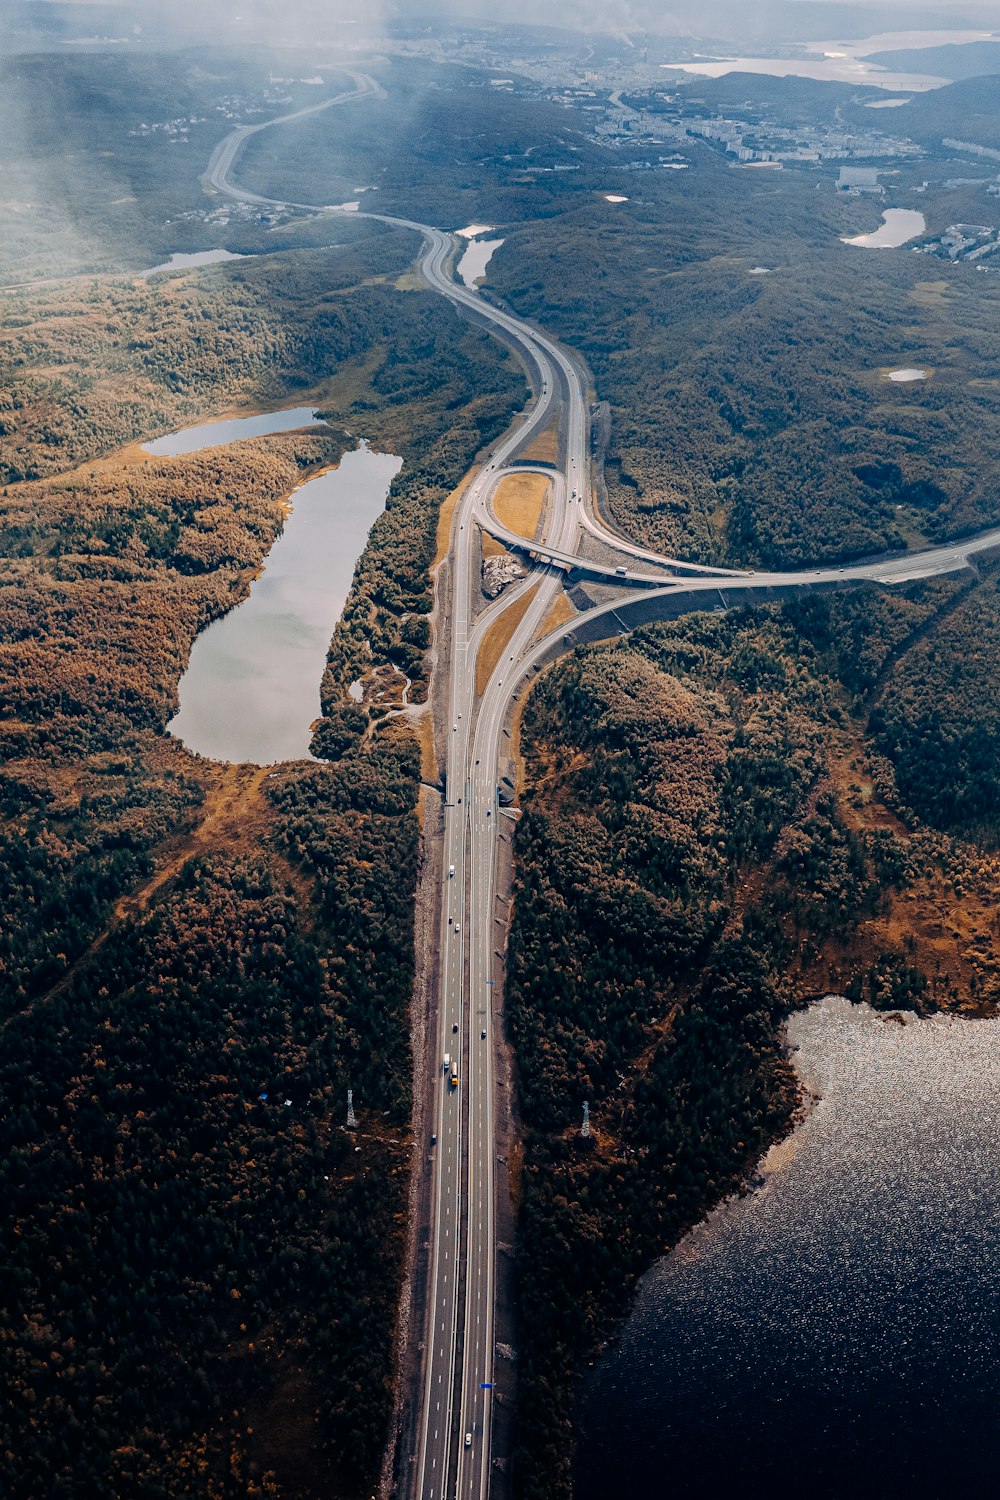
[576,996,1000,1498]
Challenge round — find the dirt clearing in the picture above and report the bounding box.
[494,472,548,542]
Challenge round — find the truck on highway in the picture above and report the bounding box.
[443,1052,451,1071]
[449,1064,459,1090]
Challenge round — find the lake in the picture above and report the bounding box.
[168,442,401,763]
[141,249,245,277]
[843,208,926,249]
[576,995,1000,1497]
[457,237,504,287]
[664,57,947,91]
[142,406,329,458]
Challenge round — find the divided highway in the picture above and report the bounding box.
[202,75,1000,1500]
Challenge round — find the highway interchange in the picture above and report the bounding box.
[202,72,1000,1500]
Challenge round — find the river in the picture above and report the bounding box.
[576,995,1000,1497]
[167,441,401,763]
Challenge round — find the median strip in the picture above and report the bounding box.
[476,583,540,696]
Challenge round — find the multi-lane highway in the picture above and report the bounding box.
[206,87,587,1489]
[202,74,1000,1500]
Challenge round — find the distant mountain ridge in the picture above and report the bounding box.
[867,40,1000,84]
[889,72,1000,150]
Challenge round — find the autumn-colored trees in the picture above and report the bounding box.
[0,222,523,1495]
[507,591,1000,1499]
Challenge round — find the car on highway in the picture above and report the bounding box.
[481,1029,487,1040]
[464,1433,472,1448]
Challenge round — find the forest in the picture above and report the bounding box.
[507,575,1000,1499]
[0,47,365,282]
[489,145,1000,570]
[0,224,523,1497]
[9,41,1000,1500]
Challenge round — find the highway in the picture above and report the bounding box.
[201,75,1000,1500]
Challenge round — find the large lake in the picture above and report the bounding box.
[168,442,401,763]
[662,28,988,91]
[576,995,1000,1497]
[665,56,946,90]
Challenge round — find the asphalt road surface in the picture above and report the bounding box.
[203,77,1000,1500]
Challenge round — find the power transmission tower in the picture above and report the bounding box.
[346,1089,357,1129]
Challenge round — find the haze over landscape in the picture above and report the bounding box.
[4,3,1000,1499]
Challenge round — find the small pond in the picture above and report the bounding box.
[142,249,245,277]
[458,237,505,287]
[142,407,329,458]
[843,208,926,249]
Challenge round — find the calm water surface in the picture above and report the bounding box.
[576,996,1000,1499]
[665,57,946,90]
[169,444,401,763]
[142,407,328,457]
[458,237,504,287]
[142,249,244,277]
[843,208,926,248]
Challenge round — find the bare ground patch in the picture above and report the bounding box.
[476,585,540,696]
[518,422,559,466]
[493,472,549,542]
